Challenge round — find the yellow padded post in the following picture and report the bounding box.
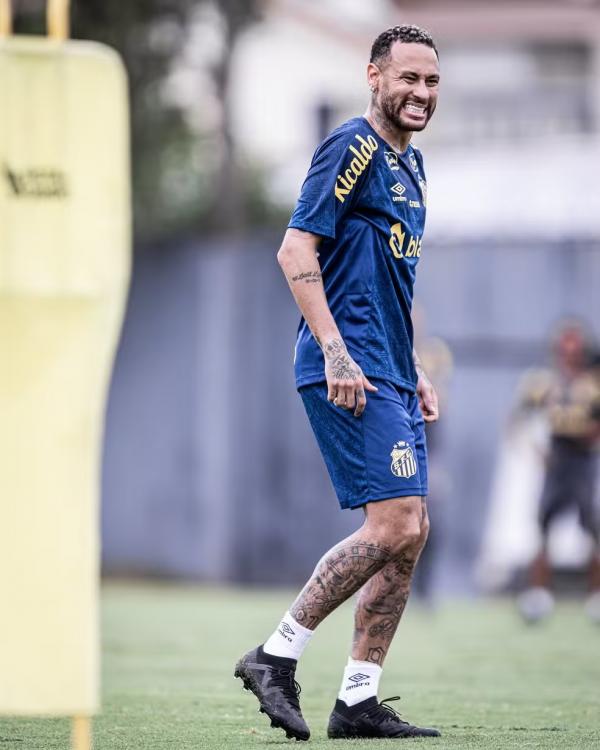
[72,716,92,750]
[0,0,12,37]
[0,17,131,726]
[47,0,70,40]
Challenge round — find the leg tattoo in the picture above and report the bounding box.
[352,552,417,664]
[290,538,392,629]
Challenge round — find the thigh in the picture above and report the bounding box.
[300,380,427,510]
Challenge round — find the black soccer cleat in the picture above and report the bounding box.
[234,645,310,741]
[327,695,441,739]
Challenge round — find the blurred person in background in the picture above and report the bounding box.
[235,25,442,741]
[517,322,600,623]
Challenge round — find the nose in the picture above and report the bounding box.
[411,79,429,103]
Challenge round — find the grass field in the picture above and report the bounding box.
[0,582,599,749]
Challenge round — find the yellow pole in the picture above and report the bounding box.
[47,0,70,40]
[0,0,12,37]
[72,716,91,750]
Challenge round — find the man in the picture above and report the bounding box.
[517,322,600,623]
[235,25,441,740]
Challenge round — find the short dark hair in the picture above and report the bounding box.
[370,25,438,66]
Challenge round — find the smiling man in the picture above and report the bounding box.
[235,25,442,741]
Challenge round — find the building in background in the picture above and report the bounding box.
[229,0,600,238]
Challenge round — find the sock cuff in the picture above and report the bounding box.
[285,611,314,637]
[347,657,383,674]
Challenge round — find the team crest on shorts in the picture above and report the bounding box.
[390,441,417,478]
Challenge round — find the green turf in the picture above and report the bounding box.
[0,583,599,749]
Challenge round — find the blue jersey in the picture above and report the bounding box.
[288,116,428,392]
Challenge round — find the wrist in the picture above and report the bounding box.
[316,333,345,355]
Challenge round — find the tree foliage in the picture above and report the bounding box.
[15,0,266,241]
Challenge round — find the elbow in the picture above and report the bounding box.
[277,243,291,270]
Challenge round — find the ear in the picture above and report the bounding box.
[367,62,380,92]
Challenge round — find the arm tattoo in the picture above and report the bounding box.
[290,270,322,284]
[289,540,392,630]
[323,339,345,358]
[323,338,360,381]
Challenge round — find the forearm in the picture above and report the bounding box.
[413,348,425,378]
[277,229,341,349]
[278,229,377,415]
[413,346,439,421]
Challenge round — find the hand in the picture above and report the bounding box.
[416,370,439,423]
[323,338,378,417]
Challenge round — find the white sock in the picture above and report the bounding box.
[338,658,382,706]
[263,611,314,661]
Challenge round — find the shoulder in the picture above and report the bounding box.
[313,117,380,162]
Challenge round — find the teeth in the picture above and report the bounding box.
[405,104,425,114]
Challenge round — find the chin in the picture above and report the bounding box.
[398,116,429,132]
[408,121,429,132]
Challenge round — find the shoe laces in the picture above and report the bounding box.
[365,696,409,727]
[270,667,302,710]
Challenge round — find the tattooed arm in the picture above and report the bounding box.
[413,348,439,422]
[277,228,377,416]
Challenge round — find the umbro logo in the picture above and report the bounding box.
[390,182,407,202]
[277,621,295,642]
[348,672,370,683]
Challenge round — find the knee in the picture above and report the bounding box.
[364,498,428,556]
[387,511,423,556]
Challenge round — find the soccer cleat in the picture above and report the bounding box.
[234,645,310,741]
[327,695,441,739]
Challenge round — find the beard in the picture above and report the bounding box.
[379,90,432,133]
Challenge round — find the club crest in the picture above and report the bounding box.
[409,152,419,173]
[390,441,417,478]
[385,151,400,171]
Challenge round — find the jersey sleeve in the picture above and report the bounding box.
[288,128,376,240]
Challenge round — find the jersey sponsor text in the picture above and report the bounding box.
[335,134,378,203]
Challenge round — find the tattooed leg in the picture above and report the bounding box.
[289,497,427,631]
[289,534,393,630]
[352,503,430,665]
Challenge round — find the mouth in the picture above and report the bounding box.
[402,102,427,120]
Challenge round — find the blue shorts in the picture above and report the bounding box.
[299,379,428,510]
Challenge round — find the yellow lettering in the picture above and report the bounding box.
[338,174,352,190]
[389,226,423,260]
[349,157,365,177]
[344,168,357,187]
[333,133,378,204]
[355,134,375,162]
[389,223,405,259]
[348,145,368,169]
[335,183,351,203]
